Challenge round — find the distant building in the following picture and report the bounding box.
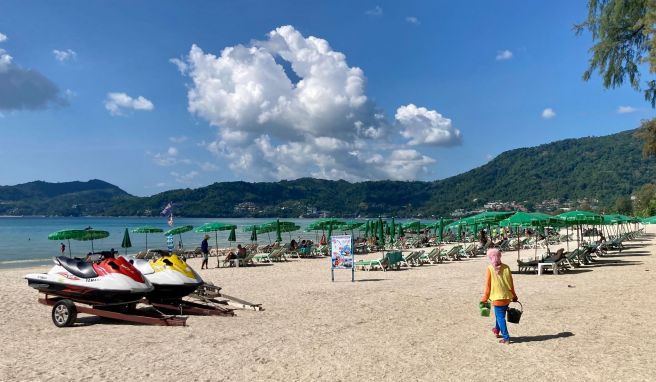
[234,202,257,213]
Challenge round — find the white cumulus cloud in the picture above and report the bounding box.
[617,105,637,114]
[0,48,12,71]
[365,6,383,16]
[171,170,199,184]
[395,104,461,146]
[104,92,154,116]
[0,33,7,42]
[405,16,420,25]
[496,50,513,61]
[53,49,77,62]
[149,146,191,167]
[175,25,460,181]
[541,108,556,119]
[169,136,188,143]
[169,57,187,74]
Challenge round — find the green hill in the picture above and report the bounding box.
[1,129,654,217]
[103,128,656,217]
[0,179,135,216]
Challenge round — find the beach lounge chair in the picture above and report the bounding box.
[386,251,405,270]
[355,256,387,271]
[517,258,539,274]
[355,251,404,271]
[402,250,423,266]
[222,251,256,267]
[537,249,567,275]
[460,244,477,258]
[253,248,284,263]
[313,245,330,257]
[445,245,463,260]
[418,248,440,264]
[562,248,582,268]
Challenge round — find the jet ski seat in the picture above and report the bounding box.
[55,256,98,279]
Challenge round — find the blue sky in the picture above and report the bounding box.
[0,1,653,196]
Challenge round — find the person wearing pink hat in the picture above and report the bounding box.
[481,248,518,344]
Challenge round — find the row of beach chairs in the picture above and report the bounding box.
[516,230,643,275]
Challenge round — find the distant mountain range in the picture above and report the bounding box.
[1,129,654,217]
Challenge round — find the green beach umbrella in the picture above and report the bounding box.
[47,229,84,257]
[337,221,364,231]
[250,225,258,242]
[556,210,603,248]
[276,219,283,242]
[77,228,110,254]
[556,210,603,225]
[47,228,109,257]
[121,228,132,256]
[364,220,370,238]
[164,225,193,250]
[327,222,333,243]
[470,211,515,225]
[195,221,237,252]
[243,223,273,243]
[132,226,164,251]
[398,224,405,239]
[390,217,396,243]
[228,227,237,243]
[377,217,385,247]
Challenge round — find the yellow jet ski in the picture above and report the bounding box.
[123,253,203,302]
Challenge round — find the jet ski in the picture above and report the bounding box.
[25,254,153,305]
[123,253,203,302]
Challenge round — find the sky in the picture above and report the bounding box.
[0,1,654,196]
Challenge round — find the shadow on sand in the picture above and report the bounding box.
[512,331,574,343]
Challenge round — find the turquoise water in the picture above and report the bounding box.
[0,217,378,268]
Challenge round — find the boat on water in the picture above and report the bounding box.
[25,254,154,305]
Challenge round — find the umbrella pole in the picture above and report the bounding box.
[91,239,95,254]
[145,233,148,251]
[516,226,520,268]
[67,239,72,258]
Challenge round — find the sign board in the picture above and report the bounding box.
[331,234,354,282]
[166,234,174,252]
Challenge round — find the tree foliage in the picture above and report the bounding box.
[577,0,656,105]
[578,1,656,157]
[634,118,656,157]
[632,183,656,215]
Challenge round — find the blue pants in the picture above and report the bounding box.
[494,305,510,340]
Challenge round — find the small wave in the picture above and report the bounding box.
[0,258,52,269]
[0,258,50,264]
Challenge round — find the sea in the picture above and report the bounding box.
[0,216,392,269]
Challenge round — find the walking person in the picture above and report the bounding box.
[60,242,66,256]
[481,248,518,344]
[200,234,210,269]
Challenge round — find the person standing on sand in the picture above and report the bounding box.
[60,242,66,256]
[200,235,210,269]
[481,248,518,344]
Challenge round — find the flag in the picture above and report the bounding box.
[161,202,173,227]
[161,202,172,216]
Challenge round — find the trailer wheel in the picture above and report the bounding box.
[52,300,77,327]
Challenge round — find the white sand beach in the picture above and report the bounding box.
[2,229,655,382]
